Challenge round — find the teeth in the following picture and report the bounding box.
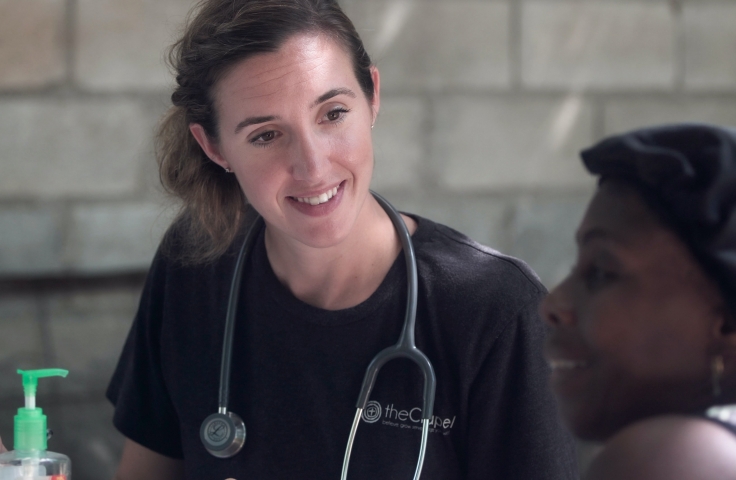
[296,186,339,205]
[549,360,589,370]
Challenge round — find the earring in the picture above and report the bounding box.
[712,355,724,398]
[224,167,232,173]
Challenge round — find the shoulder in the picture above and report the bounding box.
[585,415,736,480]
[142,214,245,302]
[407,214,548,351]
[410,214,546,301]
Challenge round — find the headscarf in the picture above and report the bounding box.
[581,123,736,316]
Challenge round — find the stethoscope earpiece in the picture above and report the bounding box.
[200,411,246,458]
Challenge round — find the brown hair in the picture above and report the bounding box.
[157,0,374,263]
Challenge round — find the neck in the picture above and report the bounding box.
[264,196,416,310]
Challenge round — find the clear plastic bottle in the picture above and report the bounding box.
[0,369,71,480]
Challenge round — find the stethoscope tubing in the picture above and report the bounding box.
[209,192,436,479]
[217,216,265,413]
[354,193,436,416]
[341,411,430,480]
[341,192,436,479]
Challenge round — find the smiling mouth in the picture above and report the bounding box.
[548,360,589,370]
[292,184,340,206]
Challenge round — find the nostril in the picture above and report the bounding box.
[539,293,574,327]
[545,310,564,327]
[539,296,555,325]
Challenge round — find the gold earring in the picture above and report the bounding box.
[712,355,724,398]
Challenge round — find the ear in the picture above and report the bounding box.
[711,309,736,402]
[189,123,231,171]
[369,65,380,125]
[711,307,736,357]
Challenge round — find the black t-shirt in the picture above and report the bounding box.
[107,215,577,479]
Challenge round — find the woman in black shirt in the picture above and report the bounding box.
[95,0,577,479]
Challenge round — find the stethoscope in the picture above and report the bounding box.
[199,191,436,479]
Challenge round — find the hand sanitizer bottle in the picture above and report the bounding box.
[0,369,71,480]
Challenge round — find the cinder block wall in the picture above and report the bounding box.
[2,0,736,477]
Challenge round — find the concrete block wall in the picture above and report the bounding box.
[1,0,735,477]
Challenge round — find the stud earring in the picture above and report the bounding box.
[224,167,232,173]
[712,355,724,398]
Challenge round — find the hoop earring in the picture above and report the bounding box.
[712,355,724,398]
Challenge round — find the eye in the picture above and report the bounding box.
[581,264,617,291]
[249,130,280,147]
[323,107,350,124]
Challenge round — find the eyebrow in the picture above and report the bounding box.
[311,87,356,108]
[576,227,615,246]
[234,115,279,135]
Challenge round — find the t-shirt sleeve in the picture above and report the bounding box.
[106,251,184,459]
[465,294,578,480]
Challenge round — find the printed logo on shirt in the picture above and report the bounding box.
[361,401,456,436]
[361,401,382,423]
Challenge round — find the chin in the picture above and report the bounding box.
[560,404,624,442]
[296,219,353,248]
[569,422,616,443]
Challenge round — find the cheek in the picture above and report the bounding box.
[232,158,283,203]
[586,308,708,382]
[333,127,373,169]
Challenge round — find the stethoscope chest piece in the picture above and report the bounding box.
[200,411,246,458]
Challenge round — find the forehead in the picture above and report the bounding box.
[578,179,665,246]
[214,33,356,111]
[576,179,715,289]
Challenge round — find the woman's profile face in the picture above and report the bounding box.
[192,33,379,249]
[541,179,725,441]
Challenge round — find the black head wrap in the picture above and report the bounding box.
[581,123,736,317]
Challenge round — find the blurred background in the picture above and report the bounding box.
[2,0,736,477]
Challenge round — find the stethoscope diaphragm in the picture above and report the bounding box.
[200,411,246,458]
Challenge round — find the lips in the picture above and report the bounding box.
[544,335,591,372]
[293,185,339,205]
[287,181,345,217]
[547,356,592,405]
[289,182,342,206]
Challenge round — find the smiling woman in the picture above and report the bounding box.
[541,124,736,480]
[188,33,380,279]
[104,1,577,479]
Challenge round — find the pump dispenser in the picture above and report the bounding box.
[0,369,71,480]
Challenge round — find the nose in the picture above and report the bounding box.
[289,128,329,182]
[540,279,577,328]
